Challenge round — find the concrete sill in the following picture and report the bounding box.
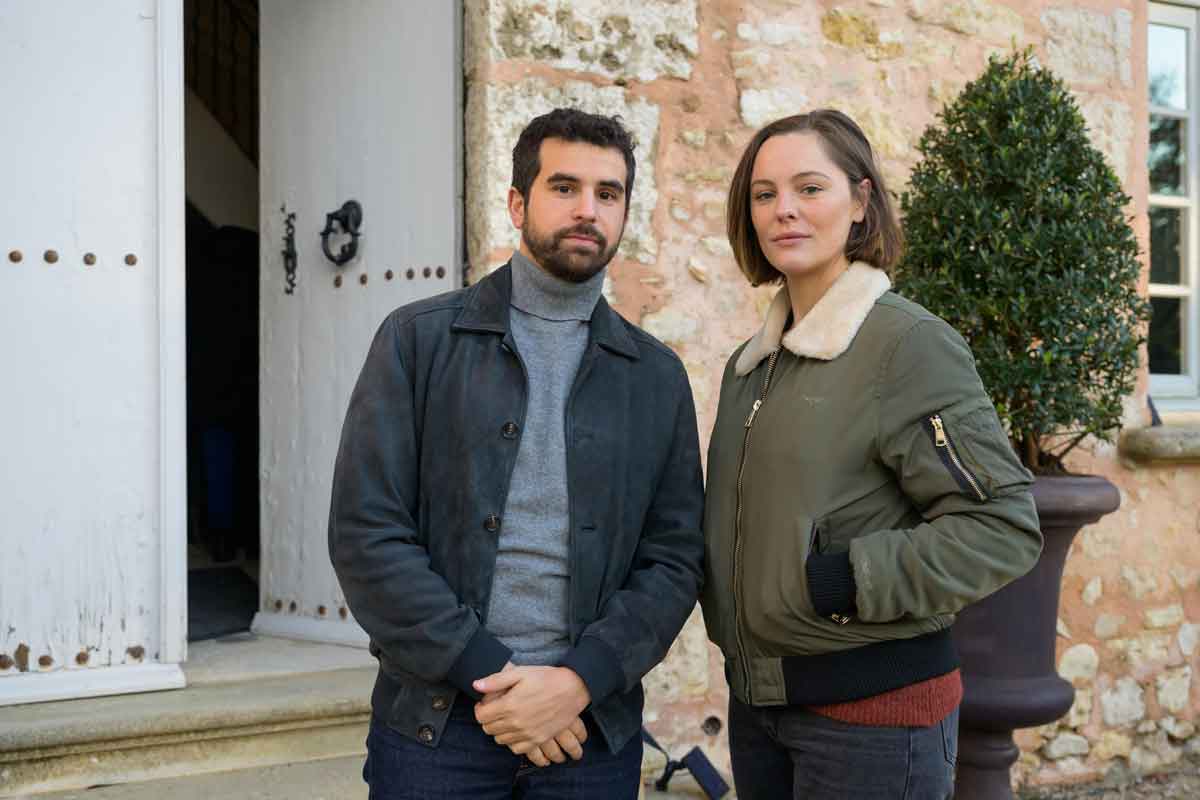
[1119,425,1200,463]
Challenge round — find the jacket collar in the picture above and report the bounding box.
[452,261,640,360]
[735,262,890,376]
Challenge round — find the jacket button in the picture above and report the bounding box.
[417,725,435,744]
[484,514,501,533]
[431,695,449,711]
[501,421,519,439]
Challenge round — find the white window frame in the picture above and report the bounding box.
[1150,3,1200,411]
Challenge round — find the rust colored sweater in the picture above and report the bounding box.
[808,669,962,727]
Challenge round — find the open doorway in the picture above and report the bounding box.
[179,0,462,647]
[183,0,261,643]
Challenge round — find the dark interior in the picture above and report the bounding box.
[184,0,261,641]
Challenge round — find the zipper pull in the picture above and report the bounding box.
[931,415,947,447]
[745,399,762,428]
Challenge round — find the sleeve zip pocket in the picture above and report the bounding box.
[924,414,988,502]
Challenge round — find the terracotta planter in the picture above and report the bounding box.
[951,475,1121,800]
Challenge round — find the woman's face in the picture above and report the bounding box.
[749,132,867,283]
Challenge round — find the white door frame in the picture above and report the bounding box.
[157,0,189,668]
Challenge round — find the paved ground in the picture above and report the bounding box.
[33,756,712,799]
[35,758,365,800]
[1018,755,1200,800]
[32,751,1200,799]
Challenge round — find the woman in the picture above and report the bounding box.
[701,109,1043,799]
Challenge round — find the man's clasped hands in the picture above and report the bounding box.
[473,663,593,767]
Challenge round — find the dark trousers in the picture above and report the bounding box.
[728,696,958,800]
[363,700,642,800]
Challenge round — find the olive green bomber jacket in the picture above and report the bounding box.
[701,263,1043,708]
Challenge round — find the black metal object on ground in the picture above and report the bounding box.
[642,727,730,799]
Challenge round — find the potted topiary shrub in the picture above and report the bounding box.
[896,49,1150,800]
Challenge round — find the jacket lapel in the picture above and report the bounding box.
[451,264,511,335]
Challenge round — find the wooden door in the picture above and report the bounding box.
[0,0,187,704]
[253,0,462,644]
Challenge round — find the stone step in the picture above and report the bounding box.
[0,665,375,797]
[1,635,721,798]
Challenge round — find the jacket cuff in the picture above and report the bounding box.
[445,627,513,700]
[807,551,857,618]
[559,636,624,707]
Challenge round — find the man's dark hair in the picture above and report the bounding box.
[511,108,637,210]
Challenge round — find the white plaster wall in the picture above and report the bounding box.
[254,0,461,641]
[0,1,183,696]
[185,88,259,230]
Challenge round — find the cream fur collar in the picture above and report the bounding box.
[735,262,891,376]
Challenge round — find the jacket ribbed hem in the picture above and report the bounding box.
[808,668,963,727]
[444,627,514,699]
[560,635,624,707]
[780,629,958,706]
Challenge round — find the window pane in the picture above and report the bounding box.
[1150,24,1188,110]
[1150,116,1187,195]
[1150,206,1185,284]
[1149,297,1185,375]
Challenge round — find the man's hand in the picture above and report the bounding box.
[522,717,589,766]
[473,666,591,760]
[475,664,589,766]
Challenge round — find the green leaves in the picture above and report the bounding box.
[896,49,1150,473]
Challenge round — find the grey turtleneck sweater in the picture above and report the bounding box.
[486,251,606,665]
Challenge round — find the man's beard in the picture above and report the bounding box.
[521,219,622,283]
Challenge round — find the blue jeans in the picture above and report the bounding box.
[728,697,958,800]
[363,700,642,799]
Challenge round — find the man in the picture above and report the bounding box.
[329,108,705,799]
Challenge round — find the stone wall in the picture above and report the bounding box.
[463,0,1200,789]
[1022,439,1200,786]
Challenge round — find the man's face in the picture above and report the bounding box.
[508,138,628,283]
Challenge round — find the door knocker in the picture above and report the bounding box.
[319,200,363,266]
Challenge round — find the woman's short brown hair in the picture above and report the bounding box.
[726,109,904,285]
